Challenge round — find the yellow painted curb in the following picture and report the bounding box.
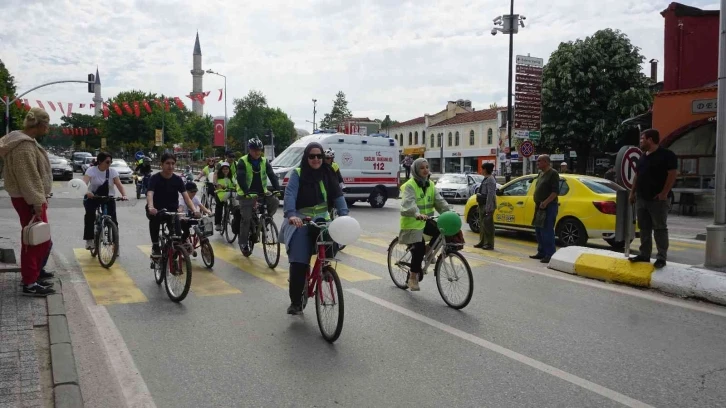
[573,253,655,287]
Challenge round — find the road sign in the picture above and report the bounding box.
[516,104,540,113]
[515,120,541,130]
[516,65,543,75]
[519,140,535,158]
[516,55,544,67]
[514,130,530,139]
[515,83,542,94]
[614,145,642,189]
[515,112,541,121]
[529,131,541,141]
[515,93,541,103]
[155,129,164,147]
[515,74,542,85]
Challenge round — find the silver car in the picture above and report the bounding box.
[110,159,134,183]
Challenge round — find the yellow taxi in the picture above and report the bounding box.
[463,173,630,248]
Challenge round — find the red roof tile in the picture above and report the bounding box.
[390,116,425,128]
[428,108,501,128]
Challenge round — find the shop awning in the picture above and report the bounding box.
[403,147,426,155]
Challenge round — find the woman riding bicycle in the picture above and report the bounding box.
[213,162,236,230]
[281,142,348,315]
[399,158,451,291]
[82,152,128,250]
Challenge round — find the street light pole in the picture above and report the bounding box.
[2,79,94,134]
[312,99,317,132]
[705,0,726,268]
[206,69,227,150]
[505,0,515,183]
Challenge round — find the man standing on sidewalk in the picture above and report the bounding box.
[629,129,678,268]
[530,155,559,263]
[474,162,497,250]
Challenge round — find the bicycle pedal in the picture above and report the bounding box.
[192,251,197,257]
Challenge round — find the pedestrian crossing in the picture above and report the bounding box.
[70,229,701,306]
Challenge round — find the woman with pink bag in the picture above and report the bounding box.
[0,107,55,296]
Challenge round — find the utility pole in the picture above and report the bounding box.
[312,99,317,132]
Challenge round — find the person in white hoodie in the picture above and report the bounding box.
[0,107,55,296]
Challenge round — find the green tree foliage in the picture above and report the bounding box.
[0,60,26,133]
[541,28,652,172]
[228,90,295,155]
[60,113,104,149]
[319,91,352,130]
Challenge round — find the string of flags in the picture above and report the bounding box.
[2,88,224,118]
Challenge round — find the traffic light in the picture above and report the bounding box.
[88,74,95,93]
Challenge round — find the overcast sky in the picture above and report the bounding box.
[0,0,719,133]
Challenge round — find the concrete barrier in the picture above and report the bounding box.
[548,246,726,306]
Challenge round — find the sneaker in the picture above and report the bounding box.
[151,244,161,258]
[654,259,666,269]
[287,304,303,315]
[85,240,94,250]
[408,274,420,291]
[529,254,544,260]
[215,224,222,232]
[23,283,55,297]
[39,270,55,280]
[629,255,650,263]
[473,243,484,249]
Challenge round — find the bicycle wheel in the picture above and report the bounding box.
[261,217,280,268]
[387,237,411,289]
[434,250,473,309]
[200,239,214,269]
[153,227,167,285]
[97,218,119,268]
[224,207,237,243]
[315,265,344,343]
[207,195,215,215]
[89,221,99,257]
[164,244,192,302]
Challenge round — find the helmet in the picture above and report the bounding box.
[220,161,230,168]
[185,182,198,193]
[248,138,263,150]
[325,148,335,158]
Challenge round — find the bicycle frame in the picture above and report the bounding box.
[305,223,338,301]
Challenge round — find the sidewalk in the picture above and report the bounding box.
[668,213,713,241]
[0,218,82,407]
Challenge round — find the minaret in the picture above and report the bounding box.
[190,32,204,116]
[93,67,102,117]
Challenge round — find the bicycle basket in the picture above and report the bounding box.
[266,195,280,216]
[445,230,465,250]
[198,216,214,237]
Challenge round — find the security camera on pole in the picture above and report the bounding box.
[492,2,527,182]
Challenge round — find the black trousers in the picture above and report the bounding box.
[83,199,117,240]
[289,262,308,307]
[410,220,440,274]
[145,206,181,246]
[215,202,225,225]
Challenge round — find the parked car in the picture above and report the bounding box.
[49,156,73,181]
[81,157,95,174]
[435,173,485,203]
[463,173,635,249]
[71,151,93,172]
[110,159,134,183]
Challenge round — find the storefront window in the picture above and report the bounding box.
[429,158,441,173]
[446,159,460,173]
[464,157,478,173]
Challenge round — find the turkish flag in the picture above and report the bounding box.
[213,118,225,147]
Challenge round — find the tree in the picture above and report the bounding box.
[319,91,352,129]
[227,90,296,155]
[489,103,499,109]
[0,60,25,133]
[541,29,652,173]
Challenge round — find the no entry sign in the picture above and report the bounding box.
[615,146,642,189]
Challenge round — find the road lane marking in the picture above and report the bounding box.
[137,245,241,296]
[73,248,147,305]
[360,236,507,265]
[210,242,289,289]
[347,288,655,408]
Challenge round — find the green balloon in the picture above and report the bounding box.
[437,211,462,236]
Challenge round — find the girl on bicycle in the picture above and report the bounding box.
[399,158,451,291]
[281,142,349,315]
[178,182,211,242]
[213,162,236,230]
[82,152,128,250]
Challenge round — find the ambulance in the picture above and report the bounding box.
[270,131,400,208]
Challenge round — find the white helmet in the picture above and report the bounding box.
[325,148,335,158]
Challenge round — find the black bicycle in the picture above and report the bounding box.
[239,192,281,268]
[149,211,195,302]
[88,196,125,268]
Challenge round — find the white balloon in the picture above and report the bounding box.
[328,216,361,246]
[67,179,88,197]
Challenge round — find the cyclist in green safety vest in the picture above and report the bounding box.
[233,138,280,255]
[212,162,236,230]
[214,151,237,183]
[195,157,217,197]
[280,142,349,315]
[399,158,452,291]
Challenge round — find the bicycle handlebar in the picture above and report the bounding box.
[89,196,126,202]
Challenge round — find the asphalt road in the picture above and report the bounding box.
[3,175,726,407]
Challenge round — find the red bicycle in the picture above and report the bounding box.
[184,215,215,269]
[299,218,345,343]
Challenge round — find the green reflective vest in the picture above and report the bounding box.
[202,165,211,178]
[295,168,329,220]
[331,162,340,172]
[236,155,266,196]
[400,179,434,230]
[216,177,236,201]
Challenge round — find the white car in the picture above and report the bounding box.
[110,159,134,183]
[436,173,502,202]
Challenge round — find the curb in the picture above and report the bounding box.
[548,246,726,306]
[47,279,84,408]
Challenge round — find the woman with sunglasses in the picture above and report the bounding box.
[280,142,349,315]
[82,152,128,250]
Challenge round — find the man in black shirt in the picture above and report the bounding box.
[629,129,678,268]
[530,155,560,263]
[146,153,200,256]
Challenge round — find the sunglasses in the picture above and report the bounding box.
[308,154,324,160]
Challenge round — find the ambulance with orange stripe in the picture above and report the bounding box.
[271,131,400,208]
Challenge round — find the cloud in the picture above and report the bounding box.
[0,0,715,132]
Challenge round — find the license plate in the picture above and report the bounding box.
[53,169,62,173]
